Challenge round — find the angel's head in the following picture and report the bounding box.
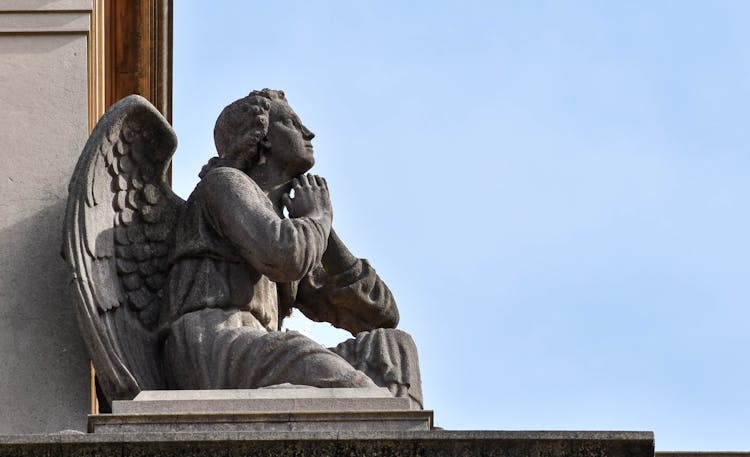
[202,89,315,179]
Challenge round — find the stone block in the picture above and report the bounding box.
[89,410,434,433]
[112,387,410,414]
[0,430,656,457]
[100,387,431,433]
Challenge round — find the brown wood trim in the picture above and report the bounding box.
[88,0,105,132]
[87,0,106,415]
[104,0,172,122]
[150,0,172,122]
[89,361,98,415]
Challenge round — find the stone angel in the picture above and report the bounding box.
[62,90,422,410]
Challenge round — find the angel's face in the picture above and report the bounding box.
[265,99,316,177]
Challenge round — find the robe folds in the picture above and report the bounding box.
[159,167,422,408]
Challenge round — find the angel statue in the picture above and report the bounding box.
[63,90,423,411]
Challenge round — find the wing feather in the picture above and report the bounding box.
[63,95,184,401]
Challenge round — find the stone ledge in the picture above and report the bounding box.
[0,430,655,457]
[131,387,395,401]
[112,397,412,414]
[112,387,411,414]
[89,410,434,433]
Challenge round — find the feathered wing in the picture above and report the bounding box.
[63,95,184,402]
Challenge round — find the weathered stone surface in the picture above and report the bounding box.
[0,431,655,457]
[90,410,433,433]
[0,4,92,434]
[134,386,395,400]
[112,387,412,414]
[64,90,423,410]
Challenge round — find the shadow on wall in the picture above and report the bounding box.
[0,200,89,434]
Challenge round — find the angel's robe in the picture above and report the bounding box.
[158,166,422,408]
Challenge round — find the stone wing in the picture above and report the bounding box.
[62,95,184,402]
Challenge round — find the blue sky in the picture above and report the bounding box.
[172,1,750,450]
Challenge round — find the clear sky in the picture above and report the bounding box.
[171,1,750,451]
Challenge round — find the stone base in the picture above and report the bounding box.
[92,387,432,433]
[112,386,414,414]
[0,430,655,457]
[89,410,433,433]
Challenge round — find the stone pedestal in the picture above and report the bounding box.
[0,430,655,457]
[90,387,433,433]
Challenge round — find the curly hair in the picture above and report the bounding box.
[199,89,287,178]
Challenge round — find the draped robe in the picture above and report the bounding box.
[158,166,422,408]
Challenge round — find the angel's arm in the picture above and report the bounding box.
[201,167,331,282]
[294,229,399,335]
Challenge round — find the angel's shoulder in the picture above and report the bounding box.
[195,166,266,205]
[202,166,258,187]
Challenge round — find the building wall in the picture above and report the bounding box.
[0,0,95,433]
[0,0,171,433]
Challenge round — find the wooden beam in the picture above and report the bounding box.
[105,0,172,121]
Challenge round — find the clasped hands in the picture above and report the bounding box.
[282,174,332,224]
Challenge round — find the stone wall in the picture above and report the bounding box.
[0,0,94,434]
